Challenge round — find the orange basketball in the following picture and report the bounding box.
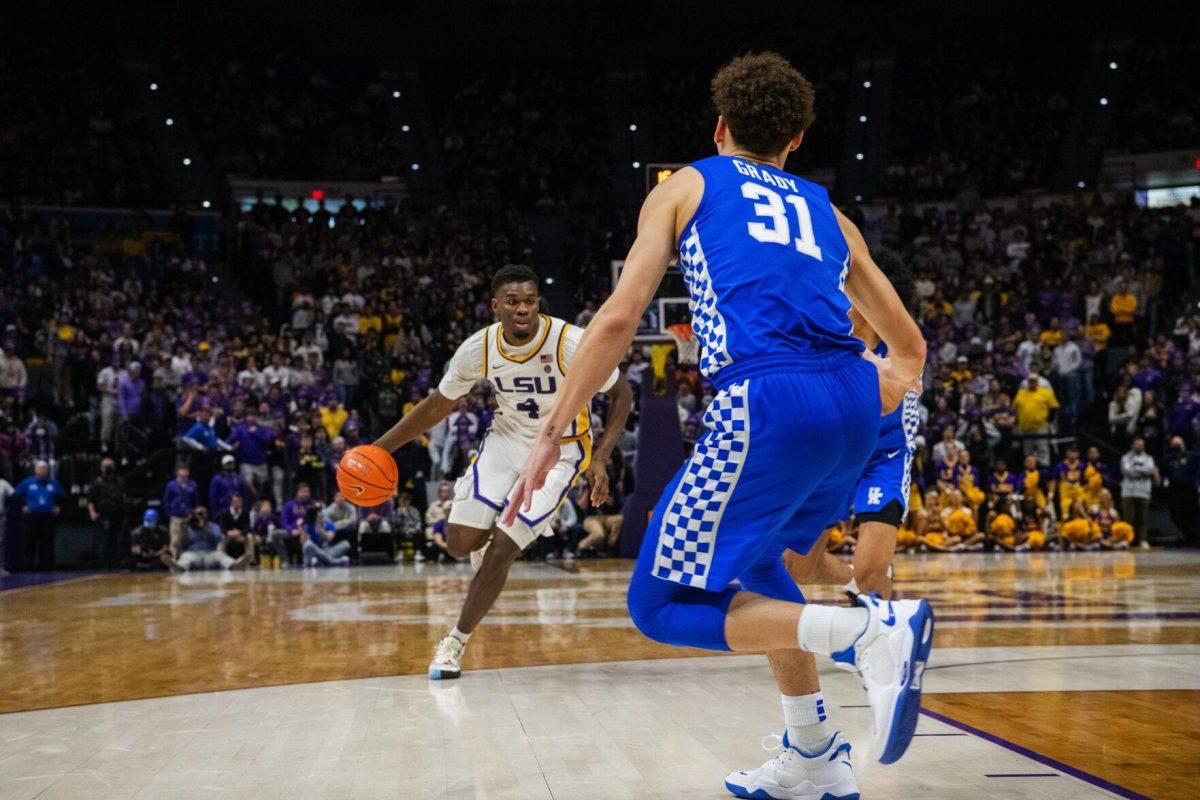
[337,445,398,506]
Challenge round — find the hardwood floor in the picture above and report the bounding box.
[2,551,1198,799]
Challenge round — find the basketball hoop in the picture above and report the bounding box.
[666,322,698,365]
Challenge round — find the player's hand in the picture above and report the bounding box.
[502,435,561,527]
[584,462,610,509]
[864,350,921,415]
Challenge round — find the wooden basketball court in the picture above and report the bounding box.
[1,551,1197,799]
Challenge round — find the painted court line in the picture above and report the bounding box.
[920,708,1150,800]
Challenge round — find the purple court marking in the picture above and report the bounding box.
[926,650,1200,673]
[936,611,1200,623]
[986,773,1059,778]
[0,572,94,592]
[920,708,1150,800]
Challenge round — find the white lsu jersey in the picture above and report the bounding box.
[437,314,618,444]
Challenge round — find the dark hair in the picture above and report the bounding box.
[871,247,917,313]
[491,264,540,295]
[711,52,815,155]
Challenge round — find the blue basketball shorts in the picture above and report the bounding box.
[851,444,914,525]
[626,353,881,651]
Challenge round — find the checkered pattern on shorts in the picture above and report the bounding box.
[653,380,750,589]
[678,223,732,377]
[899,389,920,513]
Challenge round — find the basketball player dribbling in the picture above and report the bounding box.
[505,53,932,799]
[373,265,633,679]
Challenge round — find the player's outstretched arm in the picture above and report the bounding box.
[836,207,926,413]
[372,390,458,454]
[502,170,701,523]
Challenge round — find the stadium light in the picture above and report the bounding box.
[855,195,863,202]
[632,161,641,168]
[393,90,401,98]
[629,123,637,132]
[202,200,211,208]
[182,158,191,166]
[1077,180,1086,188]
[401,124,411,132]
[165,118,174,127]
[149,82,158,91]
[859,115,868,123]
[1109,61,1118,70]
[863,80,872,89]
[855,153,864,160]
[411,163,420,170]
[545,277,555,285]
[1099,97,1109,106]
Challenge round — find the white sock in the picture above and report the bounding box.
[781,692,834,754]
[797,605,868,656]
[450,626,472,645]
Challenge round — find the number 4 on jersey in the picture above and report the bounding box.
[516,397,539,419]
[741,182,823,262]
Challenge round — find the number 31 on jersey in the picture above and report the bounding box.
[741,182,823,262]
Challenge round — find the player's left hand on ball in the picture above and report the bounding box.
[584,463,610,508]
[501,435,560,526]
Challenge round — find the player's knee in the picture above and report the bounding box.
[444,525,484,558]
[627,594,670,644]
[626,581,672,644]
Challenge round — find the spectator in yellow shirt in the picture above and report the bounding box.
[1014,373,1059,463]
[1038,317,1063,347]
[1110,279,1138,345]
[320,399,349,439]
[1084,314,1111,351]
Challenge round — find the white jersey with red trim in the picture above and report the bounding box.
[437,314,618,444]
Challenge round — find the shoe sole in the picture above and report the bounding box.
[428,668,461,680]
[877,599,935,765]
[723,781,859,800]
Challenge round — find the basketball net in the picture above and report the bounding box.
[666,322,698,365]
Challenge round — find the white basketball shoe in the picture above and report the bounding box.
[724,731,859,800]
[428,635,465,680]
[831,594,934,764]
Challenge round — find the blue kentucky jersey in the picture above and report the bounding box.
[678,155,861,378]
[872,342,920,453]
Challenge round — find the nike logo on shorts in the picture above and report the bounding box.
[887,449,902,459]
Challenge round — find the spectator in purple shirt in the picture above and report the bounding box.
[229,412,274,491]
[273,483,317,565]
[209,454,255,513]
[118,363,146,421]
[162,466,198,557]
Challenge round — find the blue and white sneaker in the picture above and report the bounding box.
[832,594,934,765]
[428,635,464,680]
[724,731,859,800]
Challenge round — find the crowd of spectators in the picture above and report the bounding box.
[164,54,410,182]
[0,50,175,207]
[881,38,1080,201]
[430,64,613,212]
[2,39,1199,571]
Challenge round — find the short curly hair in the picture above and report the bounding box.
[711,52,816,156]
